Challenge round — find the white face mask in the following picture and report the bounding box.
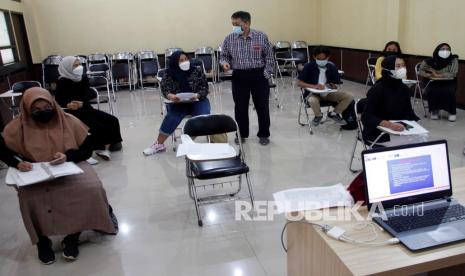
[72,65,83,76]
[179,61,190,71]
[438,50,451,59]
[390,67,407,79]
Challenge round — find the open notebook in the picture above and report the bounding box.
[5,162,83,187]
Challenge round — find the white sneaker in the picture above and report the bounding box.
[448,114,456,122]
[95,150,111,161]
[86,157,99,165]
[430,111,439,120]
[143,143,166,156]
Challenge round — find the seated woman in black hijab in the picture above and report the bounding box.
[362,55,423,147]
[419,43,459,121]
[55,56,123,163]
[143,51,210,156]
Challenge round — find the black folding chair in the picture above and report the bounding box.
[183,114,254,226]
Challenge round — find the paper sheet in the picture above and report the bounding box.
[176,92,197,102]
[176,143,235,158]
[272,183,354,213]
[44,162,83,178]
[305,87,338,94]
[377,120,429,136]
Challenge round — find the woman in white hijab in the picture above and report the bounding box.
[55,56,123,163]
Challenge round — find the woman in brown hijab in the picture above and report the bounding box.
[2,87,117,265]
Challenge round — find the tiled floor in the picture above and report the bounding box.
[1,78,465,275]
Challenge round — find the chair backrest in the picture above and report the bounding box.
[12,81,42,93]
[112,52,134,65]
[367,57,377,84]
[183,114,238,137]
[190,58,205,71]
[112,62,130,78]
[165,48,183,68]
[292,49,309,64]
[137,50,157,60]
[88,75,108,87]
[140,60,159,77]
[367,57,378,66]
[414,63,422,82]
[291,41,308,49]
[88,63,110,73]
[274,41,291,51]
[195,47,215,72]
[43,55,63,65]
[195,47,214,55]
[88,53,108,64]
[274,41,292,60]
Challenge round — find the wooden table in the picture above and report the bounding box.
[287,167,465,276]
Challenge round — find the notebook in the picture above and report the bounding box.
[6,162,84,186]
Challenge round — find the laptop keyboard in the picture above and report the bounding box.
[384,204,465,233]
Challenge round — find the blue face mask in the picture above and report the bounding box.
[232,25,243,35]
[316,59,328,67]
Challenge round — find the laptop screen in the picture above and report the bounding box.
[363,141,451,205]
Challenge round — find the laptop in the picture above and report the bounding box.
[362,140,465,251]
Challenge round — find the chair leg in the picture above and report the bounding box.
[190,179,203,227]
[349,135,360,173]
[245,173,254,208]
[303,102,313,135]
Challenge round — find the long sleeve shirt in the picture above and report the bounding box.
[55,76,96,112]
[362,77,419,142]
[418,58,459,79]
[160,68,209,100]
[0,135,93,168]
[220,29,275,79]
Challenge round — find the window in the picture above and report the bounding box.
[0,10,18,65]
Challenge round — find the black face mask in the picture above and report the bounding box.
[31,109,55,124]
[383,51,398,57]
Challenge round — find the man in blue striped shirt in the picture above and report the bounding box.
[220,11,275,146]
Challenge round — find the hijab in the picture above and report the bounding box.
[2,87,89,162]
[59,56,82,82]
[380,55,403,87]
[425,43,458,70]
[166,51,193,92]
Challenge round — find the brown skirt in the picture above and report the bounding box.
[17,162,117,244]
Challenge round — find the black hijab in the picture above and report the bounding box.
[425,43,458,70]
[167,51,194,92]
[379,55,404,88]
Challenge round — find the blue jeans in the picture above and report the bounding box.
[159,98,211,135]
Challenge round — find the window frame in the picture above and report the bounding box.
[0,8,19,66]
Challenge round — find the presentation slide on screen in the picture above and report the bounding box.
[364,144,451,203]
[387,155,434,194]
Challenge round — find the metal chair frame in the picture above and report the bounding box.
[183,114,254,227]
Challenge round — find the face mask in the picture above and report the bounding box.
[438,50,451,59]
[316,59,328,67]
[390,67,407,79]
[72,65,83,76]
[31,109,55,124]
[232,25,243,35]
[384,51,398,57]
[179,61,190,71]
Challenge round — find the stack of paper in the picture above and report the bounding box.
[273,183,354,213]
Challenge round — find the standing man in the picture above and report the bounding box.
[220,11,275,146]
